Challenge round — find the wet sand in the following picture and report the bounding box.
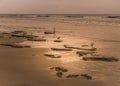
[0,15,120,86]
[0,32,105,86]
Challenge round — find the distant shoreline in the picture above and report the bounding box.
[0,14,120,16]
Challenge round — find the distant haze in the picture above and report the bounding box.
[0,0,120,14]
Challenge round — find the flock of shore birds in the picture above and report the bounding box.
[0,30,119,80]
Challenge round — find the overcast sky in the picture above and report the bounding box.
[0,0,120,14]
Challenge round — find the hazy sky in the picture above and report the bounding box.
[0,0,120,14]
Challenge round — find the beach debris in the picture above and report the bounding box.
[44,26,56,38]
[0,43,31,48]
[80,74,92,80]
[54,36,62,43]
[64,45,96,51]
[50,66,68,78]
[11,30,44,42]
[36,15,41,17]
[66,74,79,78]
[66,74,92,80]
[66,15,84,18]
[56,72,63,78]
[11,30,40,40]
[24,34,38,39]
[76,51,96,56]
[37,15,50,17]
[51,48,72,51]
[44,31,55,34]
[54,39,62,43]
[50,67,93,79]
[44,53,61,58]
[82,56,119,62]
[44,15,50,17]
[27,36,46,41]
[50,66,68,72]
[11,31,27,37]
[106,16,120,19]
[57,37,61,39]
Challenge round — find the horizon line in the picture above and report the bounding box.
[0,13,120,15]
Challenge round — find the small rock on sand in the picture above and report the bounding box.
[50,66,68,72]
[56,72,63,78]
[66,74,79,78]
[80,74,92,80]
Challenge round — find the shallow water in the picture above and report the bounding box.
[0,14,120,86]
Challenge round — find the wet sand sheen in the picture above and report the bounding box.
[0,33,104,86]
[0,48,104,86]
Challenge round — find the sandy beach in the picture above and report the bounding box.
[0,14,120,86]
[0,33,105,86]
